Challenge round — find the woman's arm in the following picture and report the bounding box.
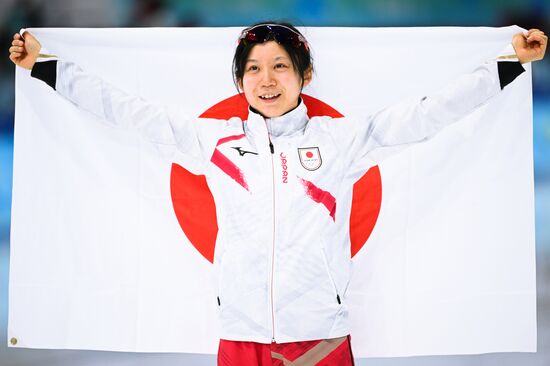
[9,31,207,155]
[345,29,546,169]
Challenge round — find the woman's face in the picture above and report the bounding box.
[239,41,311,118]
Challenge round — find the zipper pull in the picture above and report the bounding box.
[269,141,274,154]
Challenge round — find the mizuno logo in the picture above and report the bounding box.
[232,147,258,156]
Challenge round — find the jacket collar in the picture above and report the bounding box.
[245,98,309,139]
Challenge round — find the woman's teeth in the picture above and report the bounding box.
[260,94,281,100]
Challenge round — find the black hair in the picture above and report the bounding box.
[232,21,314,92]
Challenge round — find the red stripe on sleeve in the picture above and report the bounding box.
[211,149,250,191]
[298,177,336,221]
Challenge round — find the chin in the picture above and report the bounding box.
[252,105,281,118]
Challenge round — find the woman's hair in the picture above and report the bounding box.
[232,21,313,91]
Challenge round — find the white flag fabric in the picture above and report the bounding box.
[9,27,536,357]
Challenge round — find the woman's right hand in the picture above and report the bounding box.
[9,31,41,70]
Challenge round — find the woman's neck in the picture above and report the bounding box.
[250,97,302,119]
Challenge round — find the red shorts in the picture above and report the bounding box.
[217,334,355,366]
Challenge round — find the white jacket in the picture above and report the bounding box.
[31,45,523,344]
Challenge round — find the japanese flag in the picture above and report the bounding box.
[9,26,535,357]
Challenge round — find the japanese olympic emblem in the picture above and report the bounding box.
[298,147,322,171]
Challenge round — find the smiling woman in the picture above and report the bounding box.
[8,19,547,366]
[239,40,311,118]
[233,22,313,118]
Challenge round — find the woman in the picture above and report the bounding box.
[9,22,547,365]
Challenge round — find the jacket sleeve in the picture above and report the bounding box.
[344,44,525,176]
[30,58,212,171]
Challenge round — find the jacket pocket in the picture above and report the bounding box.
[216,249,227,308]
[320,246,342,305]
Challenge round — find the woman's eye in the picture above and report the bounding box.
[275,63,287,69]
[247,65,258,72]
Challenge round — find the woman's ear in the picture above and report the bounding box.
[302,66,313,87]
[237,79,244,92]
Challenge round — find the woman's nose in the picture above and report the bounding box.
[261,69,276,86]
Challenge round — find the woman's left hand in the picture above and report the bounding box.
[512,29,547,64]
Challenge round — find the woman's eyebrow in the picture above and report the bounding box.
[246,56,290,63]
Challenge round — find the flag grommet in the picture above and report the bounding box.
[10,337,17,346]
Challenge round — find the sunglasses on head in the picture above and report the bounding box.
[238,24,309,50]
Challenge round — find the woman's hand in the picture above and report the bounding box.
[9,31,42,70]
[512,29,547,64]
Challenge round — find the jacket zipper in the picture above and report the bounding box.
[268,139,276,343]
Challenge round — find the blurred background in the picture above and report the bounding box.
[0,0,549,365]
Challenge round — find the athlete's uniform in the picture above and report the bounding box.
[30,44,524,365]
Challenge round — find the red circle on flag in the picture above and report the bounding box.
[170,94,382,262]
